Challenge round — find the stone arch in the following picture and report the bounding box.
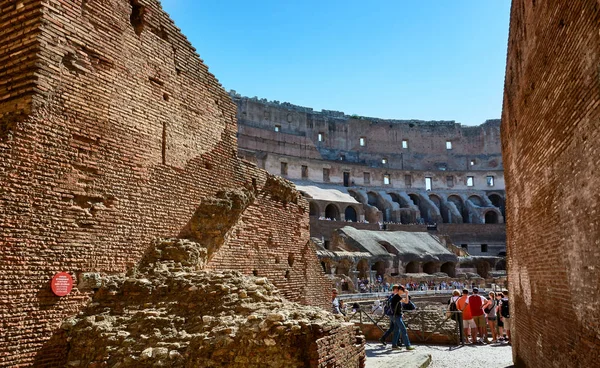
[309,201,319,217]
[428,194,442,209]
[440,262,456,277]
[344,205,358,222]
[468,195,484,207]
[448,195,468,223]
[348,189,367,204]
[476,261,491,278]
[405,261,419,273]
[357,259,370,278]
[485,210,499,224]
[378,241,398,255]
[423,261,437,275]
[335,259,353,276]
[367,192,378,206]
[488,193,505,217]
[408,193,421,207]
[325,203,340,220]
[371,261,386,277]
[496,259,506,271]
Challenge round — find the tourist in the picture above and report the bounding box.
[332,289,341,314]
[339,300,347,316]
[379,292,395,346]
[483,291,498,342]
[467,288,489,343]
[499,290,511,344]
[447,289,464,344]
[496,292,505,341]
[390,285,415,351]
[372,300,384,316]
[456,289,476,344]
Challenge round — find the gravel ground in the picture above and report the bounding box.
[365,341,514,368]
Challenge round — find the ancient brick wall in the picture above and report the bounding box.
[0,0,333,366]
[502,1,600,367]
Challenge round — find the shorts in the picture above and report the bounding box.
[463,319,476,329]
[503,317,512,331]
[487,316,497,322]
[497,318,504,327]
[473,315,486,328]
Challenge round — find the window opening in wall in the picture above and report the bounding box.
[446,141,452,150]
[461,244,468,249]
[402,140,408,149]
[405,174,412,188]
[470,159,476,166]
[425,177,432,191]
[301,165,308,179]
[339,154,345,161]
[280,162,288,176]
[343,172,350,187]
[446,176,454,187]
[274,125,281,132]
[323,168,330,182]
[382,158,387,164]
[318,132,324,142]
[481,244,488,253]
[324,240,330,250]
[487,176,494,186]
[383,174,391,185]
[467,176,474,187]
[359,137,366,146]
[364,172,370,184]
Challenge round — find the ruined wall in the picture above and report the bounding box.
[234,94,503,172]
[502,1,600,367]
[0,0,332,366]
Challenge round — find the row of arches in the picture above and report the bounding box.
[310,201,359,222]
[348,189,504,224]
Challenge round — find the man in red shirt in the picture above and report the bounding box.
[455,289,475,343]
[467,288,488,343]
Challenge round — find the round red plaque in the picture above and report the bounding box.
[51,272,73,297]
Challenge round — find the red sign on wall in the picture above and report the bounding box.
[51,272,73,297]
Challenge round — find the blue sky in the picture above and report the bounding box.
[160,1,511,125]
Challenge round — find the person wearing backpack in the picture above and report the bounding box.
[379,293,396,346]
[499,290,511,344]
[390,285,415,350]
[447,289,464,344]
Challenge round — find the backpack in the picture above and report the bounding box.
[484,299,495,314]
[447,298,459,321]
[402,300,416,311]
[383,295,394,316]
[500,298,510,318]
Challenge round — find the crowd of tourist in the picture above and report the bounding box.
[449,288,511,345]
[353,277,473,294]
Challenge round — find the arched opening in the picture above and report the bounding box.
[408,193,421,207]
[367,191,390,221]
[448,195,468,223]
[405,261,419,273]
[378,241,398,255]
[488,193,505,217]
[423,261,437,274]
[357,259,369,278]
[428,194,441,209]
[468,195,484,207]
[485,211,499,224]
[336,260,352,276]
[367,192,378,206]
[309,201,319,217]
[440,262,456,277]
[321,261,327,273]
[476,262,491,278]
[496,260,506,271]
[325,204,340,220]
[344,206,358,222]
[371,261,386,277]
[348,189,367,204]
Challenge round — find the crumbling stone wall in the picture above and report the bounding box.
[0,0,334,366]
[502,1,600,367]
[64,238,366,368]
